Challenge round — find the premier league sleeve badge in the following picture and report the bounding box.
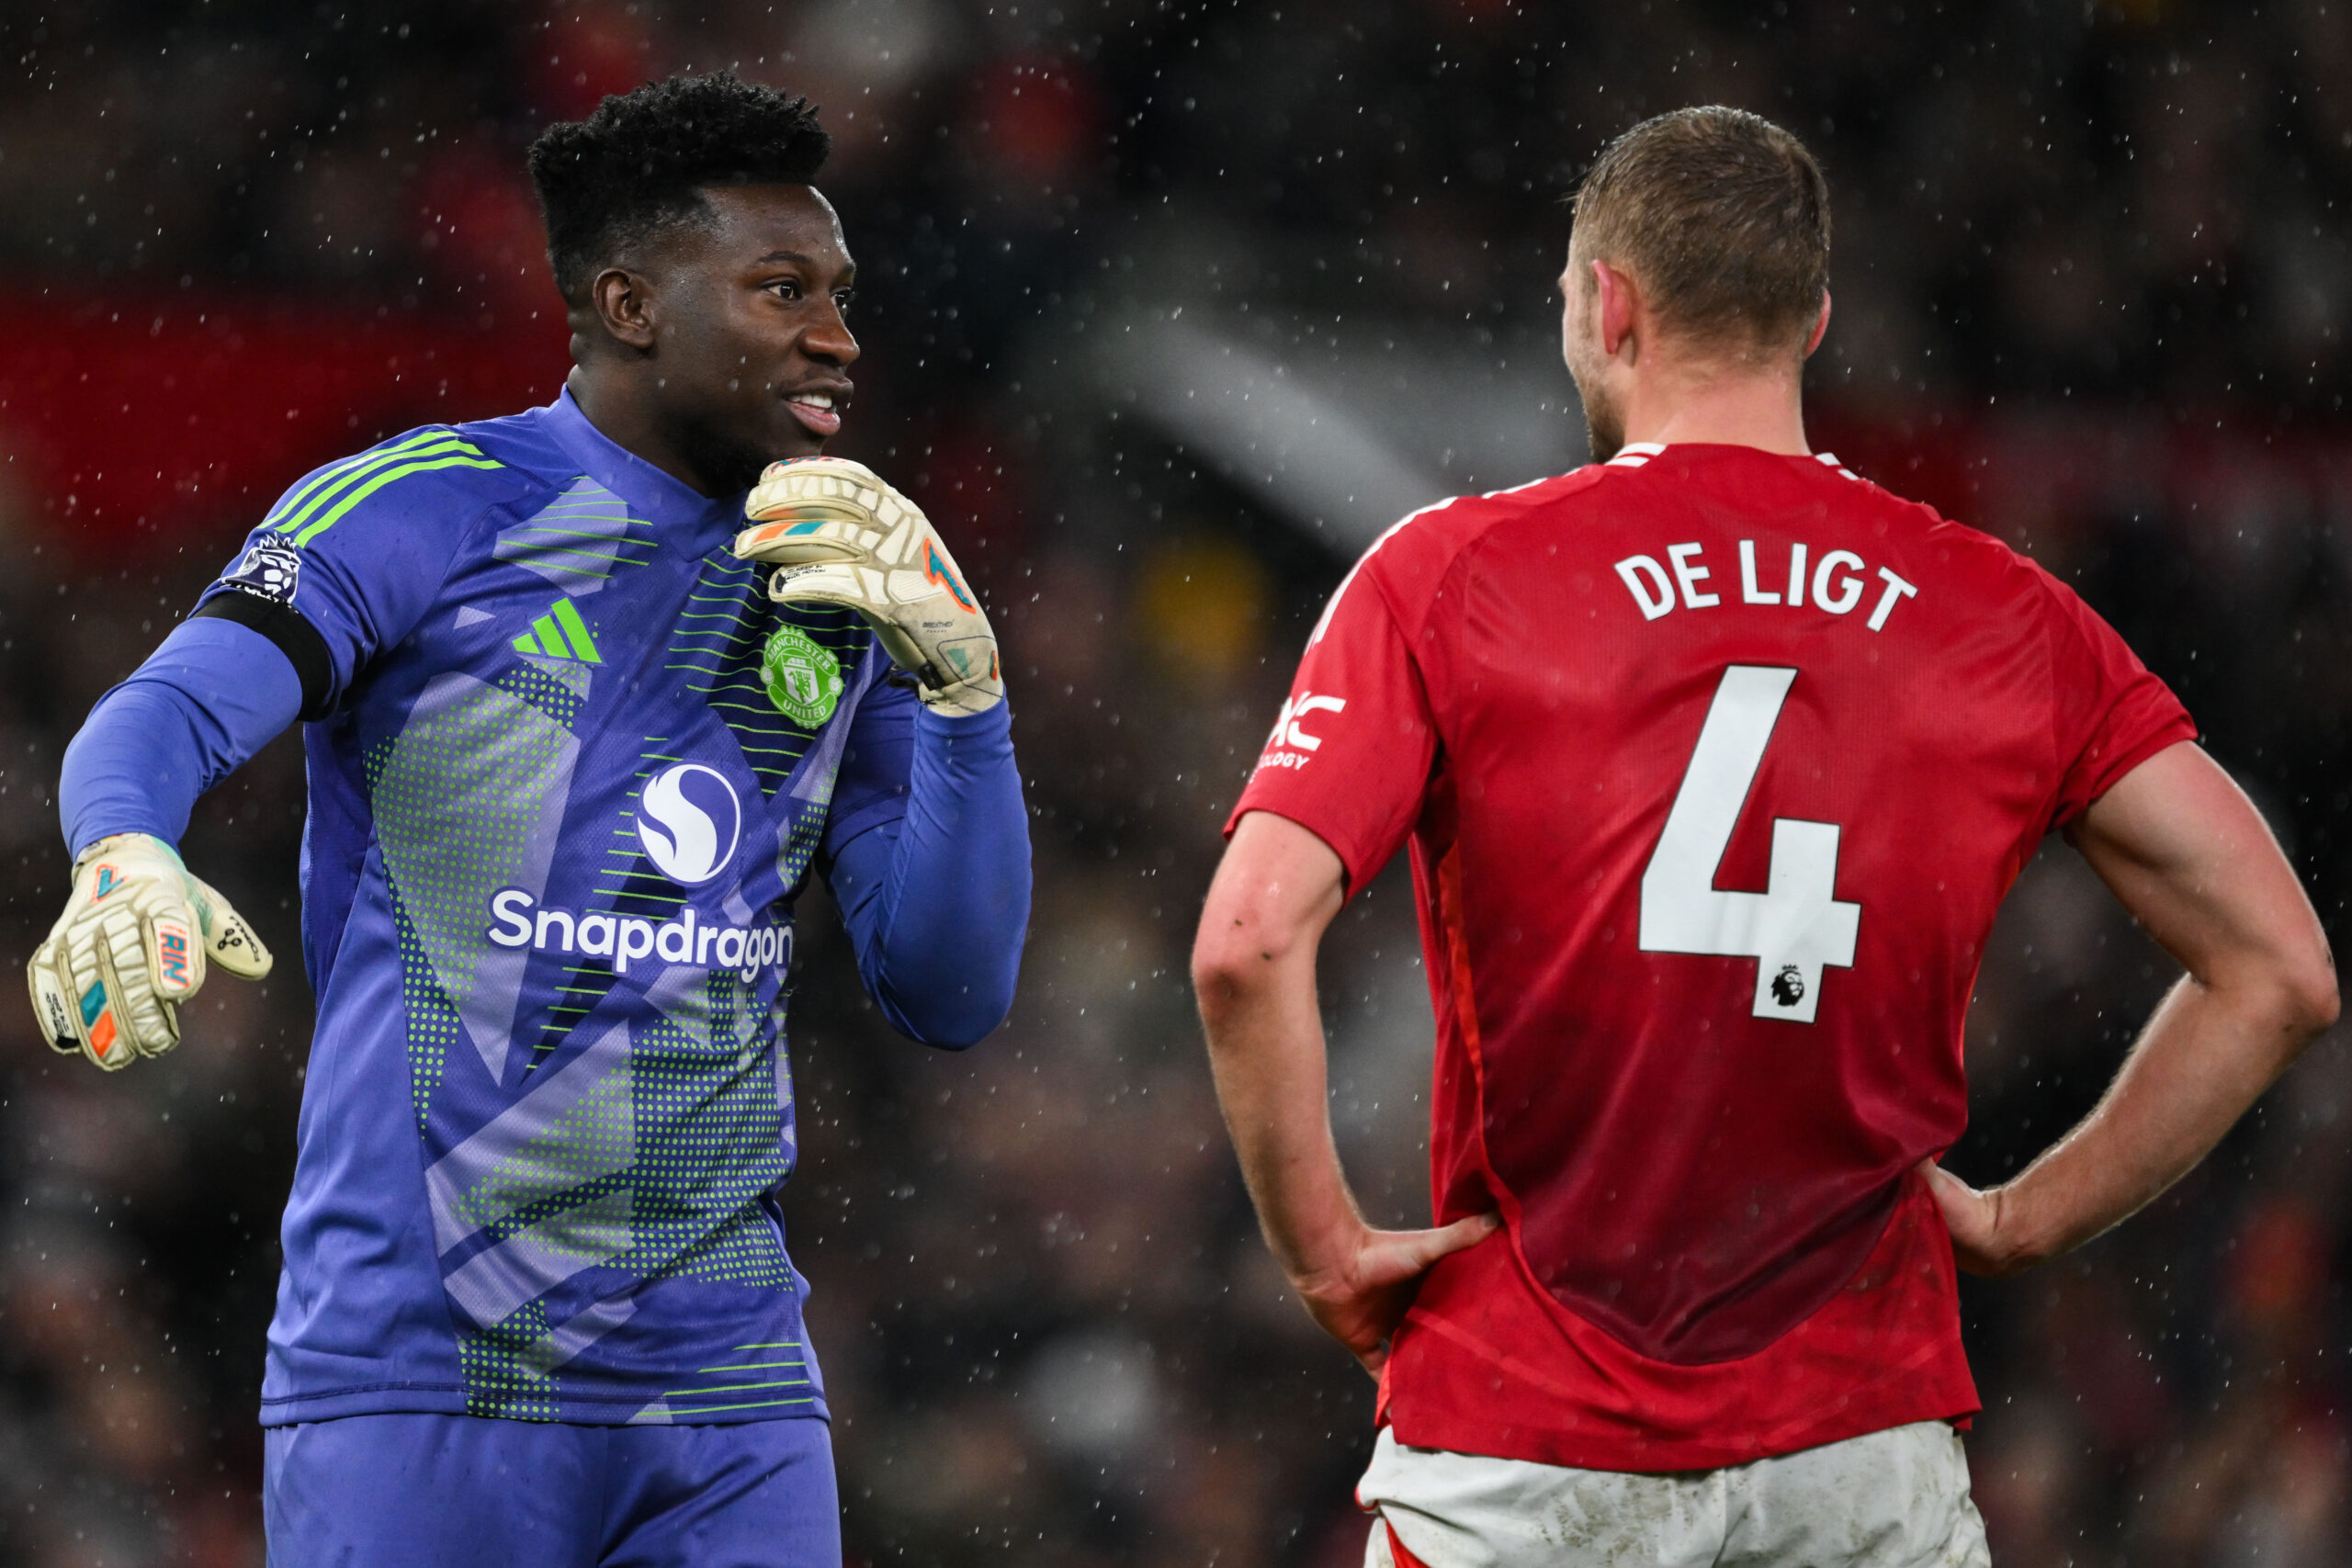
[220,539,304,606]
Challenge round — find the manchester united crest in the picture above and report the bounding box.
[761,623,845,727]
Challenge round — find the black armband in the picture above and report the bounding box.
[191,591,336,721]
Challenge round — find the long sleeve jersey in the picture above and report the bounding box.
[58,389,1031,1426]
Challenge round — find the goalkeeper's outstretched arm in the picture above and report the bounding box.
[35,617,299,1068]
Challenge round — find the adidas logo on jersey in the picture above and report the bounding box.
[513,597,604,663]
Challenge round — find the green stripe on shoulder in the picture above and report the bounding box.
[272,434,496,540]
[271,434,490,538]
[286,450,505,546]
[264,430,458,530]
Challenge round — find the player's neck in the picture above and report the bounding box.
[566,368,724,499]
[1614,355,1810,457]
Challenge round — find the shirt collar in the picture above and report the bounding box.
[1601,442,1849,474]
[539,384,740,533]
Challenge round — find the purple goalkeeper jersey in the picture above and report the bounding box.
[209,389,919,1427]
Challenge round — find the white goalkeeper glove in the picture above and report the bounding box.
[734,457,1004,716]
[27,833,272,1071]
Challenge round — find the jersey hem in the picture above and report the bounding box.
[2052,714,2199,829]
[1221,803,1383,897]
[1376,1179,1982,1473]
[259,1384,832,1427]
[1385,1395,1981,1476]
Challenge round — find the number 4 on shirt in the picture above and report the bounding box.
[1639,665,1860,1024]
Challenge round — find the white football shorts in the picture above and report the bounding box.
[1358,1419,1990,1568]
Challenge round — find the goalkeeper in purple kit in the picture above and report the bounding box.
[27,75,1030,1566]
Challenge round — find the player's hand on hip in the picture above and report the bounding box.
[1917,1159,2041,1276]
[1291,1213,1500,1377]
[734,457,1004,716]
[26,833,273,1071]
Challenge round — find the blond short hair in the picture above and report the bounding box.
[1572,107,1831,355]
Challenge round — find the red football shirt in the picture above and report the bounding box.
[1230,442,2196,1472]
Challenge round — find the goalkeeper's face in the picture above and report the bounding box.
[641,183,861,492]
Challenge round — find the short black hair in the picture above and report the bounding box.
[527,73,831,305]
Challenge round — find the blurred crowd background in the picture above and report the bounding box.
[2,1,2349,1564]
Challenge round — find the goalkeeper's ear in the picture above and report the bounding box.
[589,265,661,352]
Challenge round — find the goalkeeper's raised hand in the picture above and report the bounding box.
[734,457,1003,716]
[27,833,272,1071]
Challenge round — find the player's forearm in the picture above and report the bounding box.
[1193,814,1364,1281]
[1987,965,2332,1268]
[1964,745,2345,1271]
[1204,982,1374,1288]
[60,619,303,858]
[831,701,1029,1047]
[1194,926,1367,1284]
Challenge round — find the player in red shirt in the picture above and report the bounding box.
[1192,107,2338,1567]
